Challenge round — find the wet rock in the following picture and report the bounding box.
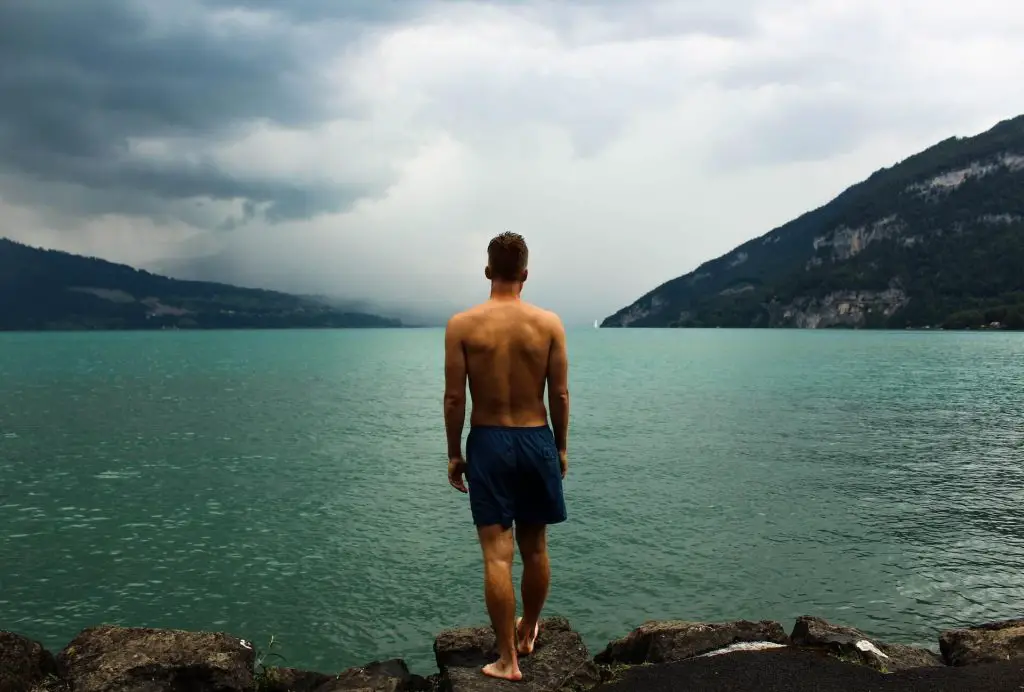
[595,620,789,665]
[56,625,254,692]
[790,616,943,672]
[0,631,60,692]
[433,616,599,692]
[940,618,1024,666]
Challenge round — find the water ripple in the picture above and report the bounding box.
[1,330,1023,673]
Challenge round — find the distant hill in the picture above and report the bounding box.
[0,239,402,330]
[147,255,457,327]
[602,115,1024,330]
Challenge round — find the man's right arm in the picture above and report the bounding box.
[546,314,570,456]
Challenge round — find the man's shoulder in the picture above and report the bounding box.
[528,304,564,331]
[445,310,469,336]
[445,305,485,336]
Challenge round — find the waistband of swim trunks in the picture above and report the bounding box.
[469,424,550,433]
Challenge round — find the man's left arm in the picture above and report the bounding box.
[443,316,468,464]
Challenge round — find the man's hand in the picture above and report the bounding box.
[559,450,568,479]
[448,456,468,493]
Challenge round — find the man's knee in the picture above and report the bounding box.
[479,524,515,565]
[515,523,548,563]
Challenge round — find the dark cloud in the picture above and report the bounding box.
[0,0,764,230]
[202,0,430,22]
[0,0,373,226]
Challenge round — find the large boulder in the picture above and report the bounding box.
[595,620,789,665]
[0,632,60,692]
[940,618,1024,666]
[433,616,599,692]
[789,616,943,672]
[56,626,254,692]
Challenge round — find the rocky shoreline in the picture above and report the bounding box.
[2,615,1022,692]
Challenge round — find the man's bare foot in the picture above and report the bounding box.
[516,616,541,655]
[482,659,523,681]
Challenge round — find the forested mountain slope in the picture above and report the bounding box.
[602,115,1024,330]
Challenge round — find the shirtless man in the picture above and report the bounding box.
[443,232,570,682]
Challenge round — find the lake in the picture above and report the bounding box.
[1,328,1022,673]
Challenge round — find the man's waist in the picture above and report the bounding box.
[470,423,550,432]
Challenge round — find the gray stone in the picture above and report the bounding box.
[318,659,428,692]
[0,632,60,692]
[260,659,431,692]
[258,667,334,692]
[595,620,789,665]
[940,618,1024,666]
[56,625,254,692]
[434,617,599,692]
[790,616,943,672]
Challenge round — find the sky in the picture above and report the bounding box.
[3,0,1024,325]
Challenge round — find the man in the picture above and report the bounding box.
[443,231,570,682]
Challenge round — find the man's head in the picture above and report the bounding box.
[485,232,529,284]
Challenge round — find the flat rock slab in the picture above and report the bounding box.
[0,631,59,692]
[434,616,599,692]
[595,620,789,665]
[599,648,1024,692]
[790,615,943,672]
[57,626,254,692]
[940,618,1024,666]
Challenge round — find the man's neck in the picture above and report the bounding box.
[489,281,521,301]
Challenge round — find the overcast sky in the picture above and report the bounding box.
[3,0,1024,324]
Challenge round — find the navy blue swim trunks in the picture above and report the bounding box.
[465,425,567,529]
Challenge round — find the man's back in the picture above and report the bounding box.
[456,299,557,428]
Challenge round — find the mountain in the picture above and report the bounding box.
[297,294,459,328]
[147,256,457,327]
[602,115,1024,330]
[0,238,402,330]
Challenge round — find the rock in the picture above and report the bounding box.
[940,618,1024,666]
[56,625,254,692]
[258,667,334,692]
[876,643,946,671]
[258,660,430,692]
[595,620,789,665]
[790,616,944,672]
[0,632,60,692]
[433,616,600,692]
[321,659,428,692]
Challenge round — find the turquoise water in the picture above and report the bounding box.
[1,329,1023,673]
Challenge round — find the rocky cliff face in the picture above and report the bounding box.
[602,114,1024,330]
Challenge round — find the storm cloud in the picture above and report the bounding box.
[0,0,373,223]
[4,0,1024,323]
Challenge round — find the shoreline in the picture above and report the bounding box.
[3,614,1022,691]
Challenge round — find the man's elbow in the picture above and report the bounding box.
[549,387,570,403]
[444,392,466,409]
